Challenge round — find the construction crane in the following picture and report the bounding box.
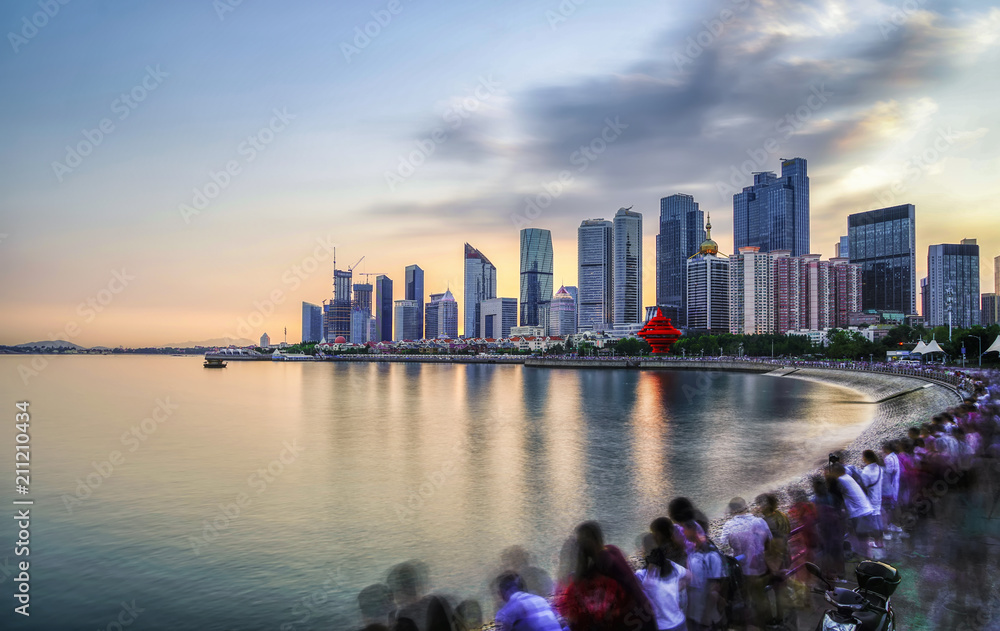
[357,272,387,283]
[348,256,365,272]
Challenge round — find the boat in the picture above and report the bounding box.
[203,358,227,368]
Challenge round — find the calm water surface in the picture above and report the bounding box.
[0,356,873,629]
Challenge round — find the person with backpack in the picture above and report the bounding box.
[680,521,725,631]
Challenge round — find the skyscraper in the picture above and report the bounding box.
[733,157,810,256]
[326,268,353,341]
[350,283,373,344]
[425,289,458,339]
[657,194,704,326]
[836,235,850,259]
[927,239,980,328]
[405,265,424,339]
[394,299,420,341]
[519,228,554,327]
[301,302,322,343]
[463,243,497,338]
[848,204,917,315]
[480,297,517,339]
[995,254,1000,294]
[685,217,729,333]
[549,285,577,336]
[729,247,774,335]
[830,258,862,329]
[375,275,393,342]
[981,293,998,326]
[577,219,613,331]
[613,207,643,324]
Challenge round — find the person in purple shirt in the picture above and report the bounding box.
[494,572,563,631]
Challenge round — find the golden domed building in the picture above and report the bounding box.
[686,214,730,333]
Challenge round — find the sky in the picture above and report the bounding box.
[0,0,998,346]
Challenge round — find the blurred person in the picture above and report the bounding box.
[755,493,790,625]
[357,583,393,631]
[387,561,433,631]
[651,516,688,567]
[635,533,689,631]
[720,497,771,630]
[455,600,482,630]
[555,521,657,631]
[500,546,554,598]
[860,450,885,555]
[494,572,562,631]
[681,521,725,631]
[827,463,874,562]
[881,441,901,535]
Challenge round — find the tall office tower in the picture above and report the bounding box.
[772,251,805,334]
[927,239,981,328]
[321,302,332,341]
[463,243,497,338]
[729,247,775,335]
[981,293,999,326]
[480,297,517,339]
[613,207,643,324]
[549,286,578,337]
[301,302,322,343]
[656,194,705,326]
[424,289,458,339]
[393,299,420,341]
[404,265,425,339]
[921,277,930,320]
[733,157,810,256]
[995,254,1000,294]
[836,235,850,259]
[519,228,554,327]
[848,204,917,315]
[685,218,729,333]
[327,268,353,340]
[577,219,614,331]
[830,258,862,329]
[260,332,270,348]
[349,283,373,344]
[375,275,393,342]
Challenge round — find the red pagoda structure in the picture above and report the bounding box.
[636,308,682,354]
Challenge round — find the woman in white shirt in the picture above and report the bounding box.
[636,533,690,631]
[861,450,885,555]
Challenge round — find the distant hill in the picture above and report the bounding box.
[160,337,255,348]
[15,340,86,350]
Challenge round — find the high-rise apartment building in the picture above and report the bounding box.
[657,194,704,326]
[848,204,917,315]
[830,258,862,329]
[927,239,980,328]
[480,297,517,339]
[686,218,729,333]
[405,265,425,339]
[577,219,614,331]
[425,289,458,339]
[463,243,497,338]
[729,247,775,335]
[733,157,810,256]
[982,293,999,326]
[301,302,322,343]
[394,299,421,341]
[549,286,577,337]
[519,228,554,327]
[260,332,270,348]
[613,207,643,324]
[375,275,393,342]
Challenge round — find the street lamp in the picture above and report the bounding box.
[971,335,983,367]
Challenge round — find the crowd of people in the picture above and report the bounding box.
[349,370,999,630]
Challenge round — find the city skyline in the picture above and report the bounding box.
[2,2,999,346]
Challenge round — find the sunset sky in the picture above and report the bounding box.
[1,0,998,346]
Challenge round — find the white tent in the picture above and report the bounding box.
[986,335,1000,355]
[912,340,928,354]
[923,339,947,355]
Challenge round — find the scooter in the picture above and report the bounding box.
[805,560,899,631]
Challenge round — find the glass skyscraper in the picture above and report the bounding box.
[480,297,517,339]
[847,204,917,315]
[927,239,980,328]
[463,243,497,338]
[519,228,553,327]
[577,219,613,331]
[301,302,322,343]
[404,264,424,339]
[375,275,393,342]
[613,207,643,324]
[393,299,420,341]
[733,157,809,256]
[656,193,704,326]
